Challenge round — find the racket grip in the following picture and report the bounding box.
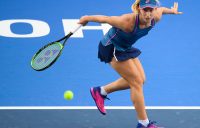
[71,24,82,34]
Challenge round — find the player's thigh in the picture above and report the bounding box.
[132,58,146,83]
[110,58,143,87]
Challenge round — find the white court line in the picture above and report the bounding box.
[0,106,200,110]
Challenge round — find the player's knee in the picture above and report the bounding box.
[136,76,144,86]
[129,76,143,89]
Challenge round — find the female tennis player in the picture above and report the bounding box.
[78,0,182,127]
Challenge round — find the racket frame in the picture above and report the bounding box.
[31,24,82,71]
[31,32,72,71]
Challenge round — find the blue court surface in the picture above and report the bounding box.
[0,109,200,128]
[0,0,200,127]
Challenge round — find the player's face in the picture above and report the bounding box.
[139,7,156,23]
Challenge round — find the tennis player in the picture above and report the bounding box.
[78,0,182,127]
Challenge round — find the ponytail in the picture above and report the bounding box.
[131,0,140,14]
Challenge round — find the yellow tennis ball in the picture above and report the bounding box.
[64,90,74,100]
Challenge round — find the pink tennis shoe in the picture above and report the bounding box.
[90,86,110,115]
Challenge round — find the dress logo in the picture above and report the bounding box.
[145,0,150,4]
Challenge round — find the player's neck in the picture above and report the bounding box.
[139,15,151,29]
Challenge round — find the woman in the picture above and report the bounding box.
[78,0,182,127]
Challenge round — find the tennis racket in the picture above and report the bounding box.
[31,24,82,71]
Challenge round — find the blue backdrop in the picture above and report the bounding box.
[0,0,200,106]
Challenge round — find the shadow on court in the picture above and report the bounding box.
[0,109,199,128]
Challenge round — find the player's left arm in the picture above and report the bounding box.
[154,2,182,22]
[159,2,183,15]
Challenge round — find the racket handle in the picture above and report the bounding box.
[71,24,82,34]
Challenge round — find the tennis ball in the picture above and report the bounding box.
[64,90,74,100]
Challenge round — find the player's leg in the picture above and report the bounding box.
[110,58,148,120]
[90,57,146,115]
[103,58,146,94]
[102,77,129,93]
[132,58,146,83]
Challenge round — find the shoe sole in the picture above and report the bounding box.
[90,88,106,115]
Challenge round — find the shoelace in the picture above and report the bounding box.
[149,121,157,124]
[148,121,158,127]
[102,95,110,100]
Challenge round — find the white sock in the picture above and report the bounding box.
[100,86,107,96]
[138,119,149,127]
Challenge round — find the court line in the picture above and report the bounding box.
[0,106,200,110]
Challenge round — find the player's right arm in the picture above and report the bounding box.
[78,14,135,33]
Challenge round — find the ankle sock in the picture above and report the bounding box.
[138,119,149,127]
[100,86,107,96]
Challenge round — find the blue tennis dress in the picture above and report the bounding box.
[98,14,155,63]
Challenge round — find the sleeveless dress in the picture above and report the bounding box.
[98,14,155,63]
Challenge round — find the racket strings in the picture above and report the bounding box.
[31,43,62,70]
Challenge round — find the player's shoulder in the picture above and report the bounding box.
[120,13,136,21]
[119,13,137,32]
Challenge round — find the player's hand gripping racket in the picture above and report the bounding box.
[31,24,82,71]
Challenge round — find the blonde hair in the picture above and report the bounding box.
[131,0,140,14]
